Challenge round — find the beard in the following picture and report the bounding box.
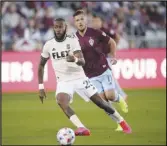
[78,25,86,33]
[80,28,85,32]
[54,28,67,42]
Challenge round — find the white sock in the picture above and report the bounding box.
[112,110,124,123]
[70,115,85,128]
[105,101,124,123]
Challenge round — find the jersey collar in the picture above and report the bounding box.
[54,34,67,42]
[77,27,88,38]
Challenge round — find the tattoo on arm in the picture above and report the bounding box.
[73,50,85,66]
[38,56,49,84]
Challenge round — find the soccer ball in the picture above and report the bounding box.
[57,127,75,145]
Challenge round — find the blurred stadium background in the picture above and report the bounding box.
[1,1,166,145]
[2,1,166,51]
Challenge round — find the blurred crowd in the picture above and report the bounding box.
[2,1,166,51]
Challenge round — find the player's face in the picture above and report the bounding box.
[74,14,87,32]
[53,21,66,39]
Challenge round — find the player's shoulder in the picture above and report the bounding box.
[66,33,77,39]
[66,32,79,43]
[44,37,55,46]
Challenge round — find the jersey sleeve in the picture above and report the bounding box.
[97,29,110,44]
[41,42,50,58]
[96,29,110,54]
[72,38,82,52]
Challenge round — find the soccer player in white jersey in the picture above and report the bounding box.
[38,18,132,135]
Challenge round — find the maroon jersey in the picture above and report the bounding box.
[101,27,116,40]
[76,27,110,78]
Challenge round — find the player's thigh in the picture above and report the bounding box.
[56,82,74,104]
[101,70,116,98]
[89,78,104,94]
[102,70,115,90]
[75,78,98,98]
[90,77,108,101]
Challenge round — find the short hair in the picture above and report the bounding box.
[73,10,85,17]
[54,18,65,22]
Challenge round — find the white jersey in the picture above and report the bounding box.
[41,34,86,82]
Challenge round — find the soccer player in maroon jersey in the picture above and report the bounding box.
[92,15,128,102]
[73,10,130,132]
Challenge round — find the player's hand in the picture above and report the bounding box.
[39,89,46,104]
[66,54,75,62]
[111,58,117,65]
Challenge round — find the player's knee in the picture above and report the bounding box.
[105,90,115,101]
[56,93,70,108]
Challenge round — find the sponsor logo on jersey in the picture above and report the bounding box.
[52,51,69,59]
[89,37,94,46]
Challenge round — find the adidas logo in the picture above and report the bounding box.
[52,48,56,51]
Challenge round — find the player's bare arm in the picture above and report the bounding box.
[108,38,116,58]
[108,38,117,65]
[115,33,120,45]
[66,50,85,66]
[74,50,85,66]
[38,56,49,103]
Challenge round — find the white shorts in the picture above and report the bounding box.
[56,77,97,103]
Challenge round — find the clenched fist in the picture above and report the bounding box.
[66,54,76,62]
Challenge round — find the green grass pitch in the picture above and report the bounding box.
[2,88,166,145]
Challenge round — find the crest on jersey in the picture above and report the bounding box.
[66,44,70,49]
[102,31,106,36]
[89,37,94,46]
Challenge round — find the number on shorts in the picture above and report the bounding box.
[83,80,93,89]
[107,75,112,84]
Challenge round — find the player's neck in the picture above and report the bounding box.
[78,27,87,37]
